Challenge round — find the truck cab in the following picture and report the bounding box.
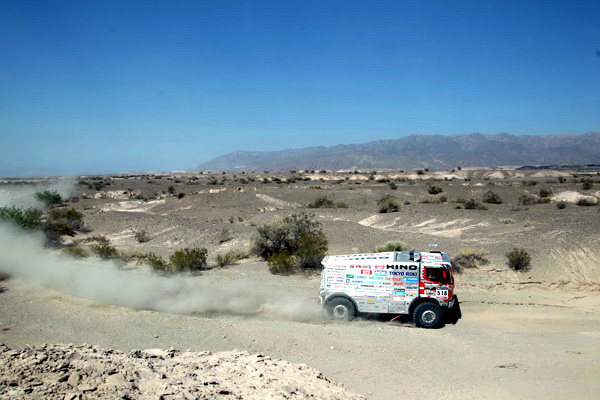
[319,250,460,328]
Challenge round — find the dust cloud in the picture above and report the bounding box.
[0,177,76,209]
[0,225,320,322]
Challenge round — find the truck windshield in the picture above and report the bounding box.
[425,266,453,285]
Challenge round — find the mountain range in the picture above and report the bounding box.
[197,132,600,171]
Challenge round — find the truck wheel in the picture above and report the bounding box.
[413,303,444,329]
[327,298,356,321]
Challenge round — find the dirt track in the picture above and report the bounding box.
[2,261,599,399]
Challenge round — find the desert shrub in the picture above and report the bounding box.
[63,246,90,258]
[135,230,150,243]
[463,199,487,210]
[169,247,208,272]
[375,240,408,253]
[582,181,593,190]
[47,208,85,231]
[35,190,62,206]
[416,170,425,175]
[177,192,185,199]
[439,196,448,203]
[217,228,232,243]
[389,182,397,190]
[334,201,349,208]
[377,195,401,213]
[538,188,553,198]
[141,253,170,273]
[482,190,502,204]
[307,196,335,208]
[168,185,176,194]
[427,185,443,195]
[0,206,42,229]
[91,244,120,260]
[451,249,489,273]
[505,248,531,271]
[557,176,567,183]
[251,213,328,273]
[518,195,537,206]
[576,198,597,206]
[293,231,328,270]
[90,235,110,245]
[215,250,238,267]
[267,250,295,275]
[522,180,537,186]
[556,202,567,209]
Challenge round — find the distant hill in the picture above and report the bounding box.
[197,131,600,171]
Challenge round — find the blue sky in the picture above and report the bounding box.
[1,0,599,175]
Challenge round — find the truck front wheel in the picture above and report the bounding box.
[413,303,444,329]
[327,298,356,321]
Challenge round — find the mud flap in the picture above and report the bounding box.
[444,295,462,325]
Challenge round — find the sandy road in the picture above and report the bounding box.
[1,262,599,400]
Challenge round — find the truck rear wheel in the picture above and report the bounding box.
[413,303,444,329]
[327,298,356,321]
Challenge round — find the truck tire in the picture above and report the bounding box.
[413,303,444,329]
[327,298,356,321]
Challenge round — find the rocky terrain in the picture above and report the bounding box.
[0,344,362,400]
[1,167,600,399]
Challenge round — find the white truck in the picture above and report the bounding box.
[318,250,461,329]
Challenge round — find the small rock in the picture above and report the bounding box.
[154,335,159,339]
[67,373,81,386]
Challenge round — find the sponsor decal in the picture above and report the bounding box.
[374,265,385,270]
[393,282,404,285]
[346,274,354,278]
[385,277,403,282]
[376,296,382,303]
[374,271,387,277]
[404,277,418,282]
[406,289,418,295]
[386,264,418,271]
[361,270,373,275]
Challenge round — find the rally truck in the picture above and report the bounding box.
[318,250,461,329]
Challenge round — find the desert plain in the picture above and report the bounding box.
[1,168,600,399]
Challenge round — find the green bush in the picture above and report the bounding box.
[451,249,489,273]
[91,244,120,260]
[439,196,448,203]
[582,181,593,190]
[464,199,487,210]
[518,195,537,206]
[522,180,537,186]
[482,190,502,204]
[0,206,42,229]
[556,202,567,209]
[168,186,176,194]
[177,192,185,199]
[143,253,170,273]
[63,246,90,258]
[576,198,597,206]
[251,213,328,274]
[505,248,531,271]
[35,190,62,206]
[170,247,208,272]
[377,195,401,213]
[215,250,237,267]
[267,250,295,275]
[427,185,443,195]
[48,208,85,231]
[307,196,335,208]
[375,240,408,253]
[538,188,553,198]
[557,177,567,183]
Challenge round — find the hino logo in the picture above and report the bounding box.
[386,264,418,271]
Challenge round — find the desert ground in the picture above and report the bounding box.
[1,168,600,399]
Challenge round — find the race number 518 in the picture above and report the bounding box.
[436,289,448,297]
